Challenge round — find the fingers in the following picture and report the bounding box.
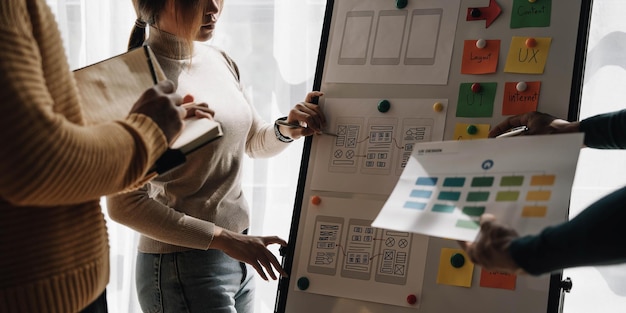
[262,236,289,278]
[183,94,194,103]
[488,116,523,138]
[304,91,324,103]
[251,262,269,281]
[289,102,326,133]
[181,102,214,119]
[242,236,288,281]
[480,213,496,225]
[264,235,288,247]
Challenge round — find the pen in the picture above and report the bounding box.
[496,126,528,138]
[275,119,338,137]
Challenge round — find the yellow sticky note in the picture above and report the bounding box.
[504,36,552,74]
[436,248,474,287]
[453,123,490,140]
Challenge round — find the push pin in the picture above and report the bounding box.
[471,83,482,93]
[451,253,466,268]
[475,39,487,49]
[516,81,527,92]
[466,125,478,136]
[529,0,537,3]
[395,0,408,9]
[433,102,444,112]
[470,8,481,18]
[311,195,321,205]
[297,277,310,290]
[406,294,418,305]
[378,99,391,113]
[525,37,537,48]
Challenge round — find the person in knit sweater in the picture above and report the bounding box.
[461,110,626,275]
[0,1,207,312]
[106,0,327,312]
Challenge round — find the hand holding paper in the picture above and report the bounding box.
[458,214,526,274]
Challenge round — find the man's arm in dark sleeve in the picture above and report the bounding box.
[509,186,626,275]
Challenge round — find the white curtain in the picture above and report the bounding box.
[47,0,326,312]
[47,0,626,312]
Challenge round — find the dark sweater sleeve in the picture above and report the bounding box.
[509,186,626,275]
[580,109,626,148]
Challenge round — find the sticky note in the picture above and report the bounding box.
[453,123,490,140]
[504,37,552,74]
[502,81,541,115]
[510,0,552,29]
[461,39,500,74]
[456,82,496,117]
[437,248,474,287]
[480,269,517,290]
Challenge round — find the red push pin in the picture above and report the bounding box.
[471,83,482,93]
[311,195,321,205]
[406,294,418,305]
[525,37,537,48]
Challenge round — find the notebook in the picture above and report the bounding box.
[74,46,222,174]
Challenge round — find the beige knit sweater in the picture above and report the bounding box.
[0,1,169,312]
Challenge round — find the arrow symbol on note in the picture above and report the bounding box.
[466,0,502,28]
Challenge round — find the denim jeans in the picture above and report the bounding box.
[136,249,254,313]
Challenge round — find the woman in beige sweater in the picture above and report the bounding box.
[107,0,327,312]
[0,0,195,312]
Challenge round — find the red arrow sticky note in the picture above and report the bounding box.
[467,0,502,28]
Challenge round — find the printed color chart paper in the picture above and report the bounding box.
[372,133,583,241]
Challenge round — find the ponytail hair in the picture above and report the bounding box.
[128,18,147,51]
[127,0,202,56]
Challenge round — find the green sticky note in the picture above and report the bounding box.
[456,82,496,118]
[510,0,552,28]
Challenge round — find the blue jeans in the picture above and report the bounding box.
[136,249,255,313]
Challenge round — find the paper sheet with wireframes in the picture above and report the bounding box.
[372,133,584,242]
[74,46,157,125]
[324,0,460,85]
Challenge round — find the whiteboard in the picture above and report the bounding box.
[277,0,591,312]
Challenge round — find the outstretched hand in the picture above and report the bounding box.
[458,214,525,274]
[282,91,326,139]
[211,227,288,281]
[488,111,578,138]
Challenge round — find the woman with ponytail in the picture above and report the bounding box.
[107,1,326,312]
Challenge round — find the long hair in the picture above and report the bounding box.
[128,0,204,54]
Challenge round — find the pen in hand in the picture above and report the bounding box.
[496,126,528,138]
[275,119,338,137]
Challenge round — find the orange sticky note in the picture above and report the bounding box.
[461,39,500,74]
[453,123,490,140]
[504,37,552,74]
[479,269,517,290]
[502,81,541,115]
[436,248,474,287]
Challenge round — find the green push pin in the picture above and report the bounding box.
[378,99,391,113]
[466,125,478,135]
[297,277,310,290]
[450,253,466,268]
[396,0,408,9]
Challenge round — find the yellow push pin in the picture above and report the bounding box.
[433,102,444,112]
